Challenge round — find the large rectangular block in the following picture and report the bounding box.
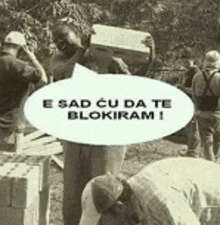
[0,176,12,208]
[0,153,51,191]
[28,155,51,191]
[0,197,39,225]
[89,24,151,73]
[0,163,39,208]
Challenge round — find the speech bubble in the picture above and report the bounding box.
[24,64,194,145]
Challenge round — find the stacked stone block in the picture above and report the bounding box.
[0,153,51,225]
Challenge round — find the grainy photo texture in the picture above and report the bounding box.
[0,0,220,225]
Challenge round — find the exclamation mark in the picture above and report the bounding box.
[160,111,163,120]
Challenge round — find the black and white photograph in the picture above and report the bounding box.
[0,0,220,224]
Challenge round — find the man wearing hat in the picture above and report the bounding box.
[0,31,47,152]
[193,50,220,161]
[80,157,220,225]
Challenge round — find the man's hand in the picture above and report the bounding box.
[21,45,48,84]
[108,57,130,74]
[143,35,155,49]
[21,45,37,61]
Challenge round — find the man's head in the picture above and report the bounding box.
[180,47,195,69]
[2,31,26,56]
[52,25,83,57]
[79,173,138,225]
[203,50,220,70]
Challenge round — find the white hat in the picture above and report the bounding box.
[203,50,220,70]
[4,31,26,46]
[79,173,123,225]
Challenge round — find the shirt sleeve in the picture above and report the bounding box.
[13,59,41,84]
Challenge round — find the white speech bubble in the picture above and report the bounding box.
[24,64,194,145]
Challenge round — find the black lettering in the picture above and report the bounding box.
[43,99,53,108]
[90,111,101,120]
[102,111,112,119]
[162,100,171,108]
[124,100,135,108]
[118,111,129,119]
[142,111,154,119]
[136,100,147,108]
[81,100,91,108]
[68,111,78,119]
[69,100,79,108]
[130,111,140,120]
[152,99,161,108]
[108,100,118,108]
[58,99,67,108]
[97,98,106,108]
[79,112,89,120]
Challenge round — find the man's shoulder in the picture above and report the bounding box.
[192,69,202,81]
[130,157,217,181]
[50,51,68,63]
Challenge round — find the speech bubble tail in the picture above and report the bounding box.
[71,63,97,80]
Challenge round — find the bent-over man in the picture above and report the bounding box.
[80,157,220,225]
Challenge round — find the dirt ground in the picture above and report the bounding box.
[49,134,186,225]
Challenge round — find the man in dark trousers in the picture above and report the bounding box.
[0,31,47,152]
[49,24,155,225]
[178,47,200,157]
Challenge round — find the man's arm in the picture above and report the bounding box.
[108,57,131,74]
[22,46,48,85]
[134,35,155,76]
[48,47,86,81]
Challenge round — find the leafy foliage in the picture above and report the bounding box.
[2,0,220,78]
[0,0,94,67]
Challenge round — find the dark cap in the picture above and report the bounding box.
[180,47,194,59]
[79,173,124,225]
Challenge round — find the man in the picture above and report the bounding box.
[178,47,200,157]
[49,24,155,225]
[80,157,220,225]
[0,31,47,152]
[193,50,220,161]
[49,25,155,80]
[49,24,128,225]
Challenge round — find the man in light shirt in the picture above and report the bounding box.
[0,31,47,152]
[79,157,220,225]
[193,50,220,161]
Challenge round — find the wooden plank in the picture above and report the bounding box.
[24,146,63,156]
[24,130,44,143]
[23,136,57,149]
[23,142,61,153]
[51,156,64,170]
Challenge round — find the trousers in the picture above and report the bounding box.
[197,115,220,161]
[185,116,200,157]
[62,141,127,225]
